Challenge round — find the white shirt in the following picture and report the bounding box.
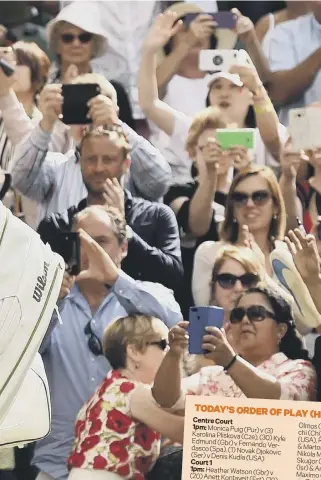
[160,110,288,185]
[149,75,211,184]
[268,13,321,126]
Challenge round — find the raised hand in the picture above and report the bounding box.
[38,84,63,132]
[233,8,254,43]
[280,138,307,179]
[76,229,120,286]
[58,271,76,299]
[226,146,251,170]
[187,14,216,46]
[103,178,125,217]
[285,228,321,281]
[168,321,189,358]
[143,12,184,53]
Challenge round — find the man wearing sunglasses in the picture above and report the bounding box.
[33,205,182,480]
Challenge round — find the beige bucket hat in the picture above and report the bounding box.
[158,2,238,63]
[46,2,108,58]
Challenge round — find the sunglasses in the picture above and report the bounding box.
[215,273,259,289]
[230,305,276,324]
[231,190,271,207]
[84,321,103,356]
[61,32,93,44]
[148,339,168,351]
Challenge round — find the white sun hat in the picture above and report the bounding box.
[46,2,108,58]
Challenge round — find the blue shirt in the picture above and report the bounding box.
[268,13,321,126]
[33,271,182,480]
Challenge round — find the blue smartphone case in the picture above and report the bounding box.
[188,306,224,355]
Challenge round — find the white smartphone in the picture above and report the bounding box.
[199,49,251,72]
[288,107,321,151]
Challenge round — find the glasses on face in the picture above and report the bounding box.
[230,305,276,324]
[231,190,271,207]
[84,321,103,356]
[61,32,93,44]
[148,339,169,351]
[215,273,259,290]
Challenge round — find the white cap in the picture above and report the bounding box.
[207,72,243,89]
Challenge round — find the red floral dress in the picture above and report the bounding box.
[68,370,161,479]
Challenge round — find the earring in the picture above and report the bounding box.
[273,214,278,220]
[233,218,237,223]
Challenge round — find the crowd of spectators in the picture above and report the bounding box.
[1,1,321,480]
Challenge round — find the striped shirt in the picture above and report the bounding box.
[11,122,172,226]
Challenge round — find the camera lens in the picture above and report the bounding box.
[213,55,223,66]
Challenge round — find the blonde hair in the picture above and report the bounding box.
[72,72,117,106]
[221,165,286,243]
[80,125,131,160]
[103,315,168,369]
[212,245,264,284]
[185,107,227,158]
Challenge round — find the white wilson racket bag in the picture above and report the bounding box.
[0,202,64,447]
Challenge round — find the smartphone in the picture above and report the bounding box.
[199,49,250,72]
[216,128,255,150]
[185,11,237,29]
[53,232,81,276]
[288,107,321,152]
[61,83,101,125]
[188,306,224,355]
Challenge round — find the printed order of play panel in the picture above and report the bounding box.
[182,396,321,480]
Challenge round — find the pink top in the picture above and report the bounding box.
[68,370,161,479]
[171,353,316,411]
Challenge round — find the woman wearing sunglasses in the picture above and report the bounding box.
[67,314,183,480]
[46,2,134,129]
[152,286,315,419]
[193,164,287,306]
[208,246,262,330]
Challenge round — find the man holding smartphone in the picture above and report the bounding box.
[33,205,182,480]
[10,73,172,227]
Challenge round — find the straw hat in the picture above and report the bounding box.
[158,2,237,63]
[46,3,108,58]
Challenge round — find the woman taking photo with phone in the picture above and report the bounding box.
[162,106,241,316]
[152,286,315,412]
[138,10,286,185]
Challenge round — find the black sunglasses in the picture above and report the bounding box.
[84,321,103,356]
[230,305,276,324]
[231,190,271,207]
[148,339,168,351]
[61,32,93,44]
[215,273,259,290]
